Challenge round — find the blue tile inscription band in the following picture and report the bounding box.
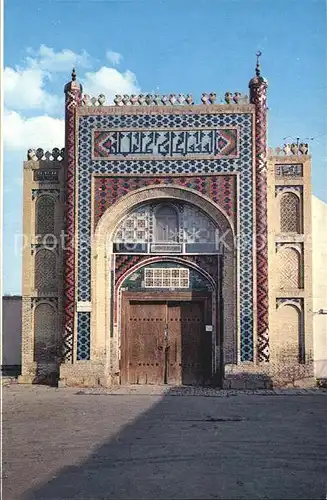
[93,128,238,159]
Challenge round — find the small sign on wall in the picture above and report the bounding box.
[205,325,213,332]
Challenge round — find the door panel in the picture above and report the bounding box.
[128,301,165,384]
[123,294,212,386]
[167,302,182,385]
[180,301,208,385]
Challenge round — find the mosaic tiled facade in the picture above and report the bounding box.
[78,111,253,362]
[94,175,236,228]
[19,59,314,389]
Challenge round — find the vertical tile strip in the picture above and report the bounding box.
[249,68,269,361]
[63,79,82,361]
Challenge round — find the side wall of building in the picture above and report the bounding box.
[312,195,327,379]
[267,154,314,385]
[19,152,65,383]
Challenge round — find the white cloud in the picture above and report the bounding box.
[4,45,91,112]
[4,66,60,112]
[106,50,122,66]
[26,44,92,72]
[82,66,140,104]
[3,110,64,151]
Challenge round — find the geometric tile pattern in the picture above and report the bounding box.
[115,206,151,243]
[94,175,236,229]
[78,111,254,361]
[249,77,269,362]
[93,127,238,160]
[63,85,83,361]
[77,312,91,360]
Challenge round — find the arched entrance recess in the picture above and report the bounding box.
[118,258,215,385]
[92,185,236,384]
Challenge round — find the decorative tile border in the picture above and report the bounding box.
[249,73,269,362]
[77,312,91,360]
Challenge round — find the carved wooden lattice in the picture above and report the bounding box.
[34,303,57,362]
[278,248,301,289]
[36,196,55,235]
[144,268,189,288]
[35,249,56,290]
[280,193,300,233]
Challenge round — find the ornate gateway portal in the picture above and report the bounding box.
[20,58,314,389]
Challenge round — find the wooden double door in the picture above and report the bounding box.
[121,292,212,386]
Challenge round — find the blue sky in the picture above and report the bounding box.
[3,0,327,294]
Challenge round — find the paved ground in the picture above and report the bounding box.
[3,385,327,500]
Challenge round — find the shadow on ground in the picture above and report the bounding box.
[10,386,327,500]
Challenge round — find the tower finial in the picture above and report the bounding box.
[72,68,76,81]
[255,51,262,77]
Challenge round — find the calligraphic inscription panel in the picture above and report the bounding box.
[275,164,303,177]
[93,128,238,160]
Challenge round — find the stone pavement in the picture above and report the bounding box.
[76,384,327,397]
[3,385,327,499]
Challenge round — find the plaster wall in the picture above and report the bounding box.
[312,195,327,378]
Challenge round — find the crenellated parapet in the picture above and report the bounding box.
[82,94,106,107]
[27,148,65,161]
[113,93,195,106]
[268,143,309,156]
[224,92,248,104]
[80,91,249,107]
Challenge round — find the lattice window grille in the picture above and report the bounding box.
[280,193,300,233]
[34,303,57,362]
[35,249,57,290]
[144,268,189,288]
[183,206,216,243]
[114,203,218,246]
[114,206,151,243]
[36,196,55,236]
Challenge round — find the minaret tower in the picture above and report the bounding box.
[63,69,83,361]
[249,52,269,362]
